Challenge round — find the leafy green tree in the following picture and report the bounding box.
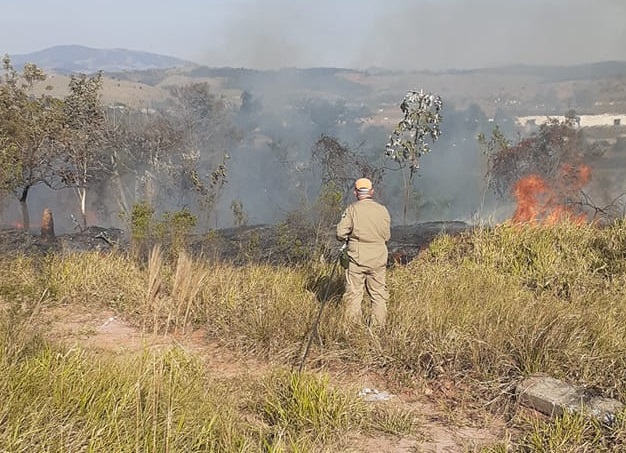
[385,90,444,224]
[0,55,64,230]
[0,138,20,198]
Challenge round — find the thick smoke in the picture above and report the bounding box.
[0,64,612,233]
[2,0,625,232]
[3,1,626,71]
[355,0,626,71]
[204,0,626,71]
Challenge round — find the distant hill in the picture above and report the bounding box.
[7,45,197,74]
[465,61,626,82]
[8,45,626,82]
[6,44,626,86]
[4,45,626,117]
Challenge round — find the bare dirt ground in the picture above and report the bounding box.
[37,303,507,453]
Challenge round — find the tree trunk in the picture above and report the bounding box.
[80,186,87,229]
[402,170,409,225]
[112,171,130,217]
[19,186,30,231]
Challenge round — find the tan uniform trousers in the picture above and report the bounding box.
[343,261,388,327]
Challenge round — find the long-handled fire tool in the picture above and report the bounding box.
[297,243,347,373]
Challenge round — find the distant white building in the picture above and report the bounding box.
[515,114,626,128]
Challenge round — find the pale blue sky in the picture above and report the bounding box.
[2,0,625,70]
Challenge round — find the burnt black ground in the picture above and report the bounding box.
[0,221,472,265]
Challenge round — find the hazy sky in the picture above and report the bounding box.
[2,0,625,71]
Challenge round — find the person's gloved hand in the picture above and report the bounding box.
[339,242,349,269]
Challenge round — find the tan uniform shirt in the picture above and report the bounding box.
[336,198,391,269]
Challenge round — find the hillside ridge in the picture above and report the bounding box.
[6,45,626,81]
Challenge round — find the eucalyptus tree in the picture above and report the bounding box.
[58,72,106,229]
[385,89,443,224]
[0,55,65,230]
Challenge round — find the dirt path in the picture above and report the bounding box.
[40,305,506,452]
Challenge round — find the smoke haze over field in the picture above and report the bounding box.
[2,1,626,234]
[1,0,625,71]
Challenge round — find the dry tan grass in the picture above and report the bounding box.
[3,221,626,450]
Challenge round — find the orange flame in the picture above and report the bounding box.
[511,164,591,225]
[512,175,548,223]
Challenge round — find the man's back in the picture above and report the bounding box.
[345,199,390,243]
[337,198,390,269]
[336,177,391,328]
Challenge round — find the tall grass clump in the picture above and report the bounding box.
[462,221,626,299]
[0,287,47,367]
[502,409,626,452]
[197,263,331,360]
[382,221,626,404]
[141,246,209,335]
[6,218,626,450]
[259,371,366,447]
[43,251,146,311]
[0,294,416,452]
[0,336,260,452]
[128,246,321,346]
[255,370,417,451]
[0,254,56,362]
[0,254,45,301]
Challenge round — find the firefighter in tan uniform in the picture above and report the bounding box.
[336,178,391,328]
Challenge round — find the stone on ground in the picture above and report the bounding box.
[517,374,624,424]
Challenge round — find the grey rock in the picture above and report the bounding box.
[517,374,624,423]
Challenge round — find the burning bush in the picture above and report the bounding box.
[482,118,603,224]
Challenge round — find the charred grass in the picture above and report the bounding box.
[3,221,626,451]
